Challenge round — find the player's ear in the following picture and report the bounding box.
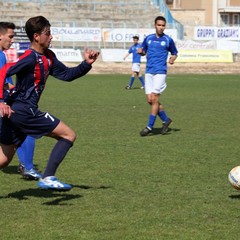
[33,32,40,42]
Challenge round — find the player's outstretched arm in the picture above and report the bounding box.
[123,53,130,60]
[83,48,100,65]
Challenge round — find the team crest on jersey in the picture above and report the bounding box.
[161,41,166,46]
[148,40,152,45]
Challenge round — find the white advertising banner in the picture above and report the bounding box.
[194,26,240,40]
[51,48,83,62]
[102,28,178,42]
[101,48,146,62]
[176,40,215,50]
[101,48,233,63]
[216,40,240,53]
[51,27,101,42]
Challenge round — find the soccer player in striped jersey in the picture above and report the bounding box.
[123,35,145,89]
[138,16,178,136]
[0,16,99,191]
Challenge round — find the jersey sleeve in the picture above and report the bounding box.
[49,50,92,81]
[128,47,133,54]
[168,38,178,56]
[141,38,147,52]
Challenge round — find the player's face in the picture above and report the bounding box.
[0,28,14,51]
[133,38,138,44]
[155,20,166,36]
[39,27,52,49]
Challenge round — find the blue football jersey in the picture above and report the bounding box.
[128,43,141,63]
[141,33,178,74]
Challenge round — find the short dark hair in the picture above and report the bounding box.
[133,35,139,40]
[25,16,51,42]
[154,16,166,24]
[0,22,15,34]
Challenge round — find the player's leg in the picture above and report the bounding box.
[16,136,42,180]
[126,63,138,89]
[140,73,154,136]
[137,70,145,89]
[140,74,167,136]
[158,103,172,134]
[38,121,76,190]
[0,117,22,169]
[146,93,159,130]
[126,70,135,89]
[0,144,16,169]
[10,106,75,190]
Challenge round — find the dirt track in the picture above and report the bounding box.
[88,61,240,74]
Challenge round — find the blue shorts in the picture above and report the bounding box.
[0,102,60,146]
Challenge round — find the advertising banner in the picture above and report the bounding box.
[101,48,146,62]
[50,48,83,62]
[102,28,178,42]
[176,50,233,62]
[51,27,102,42]
[5,48,18,62]
[176,39,215,50]
[194,26,240,40]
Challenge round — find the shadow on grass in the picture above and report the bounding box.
[125,87,145,90]
[229,194,240,199]
[149,127,181,136]
[0,188,82,205]
[72,184,111,190]
[0,184,111,205]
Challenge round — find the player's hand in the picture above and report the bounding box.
[168,55,177,65]
[168,57,175,65]
[0,102,14,118]
[137,48,146,56]
[83,48,100,64]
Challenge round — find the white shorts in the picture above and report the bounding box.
[145,73,167,94]
[132,63,141,72]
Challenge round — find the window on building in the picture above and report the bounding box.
[233,14,240,25]
[166,0,173,4]
[220,14,229,26]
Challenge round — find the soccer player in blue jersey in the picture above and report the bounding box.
[138,16,178,136]
[123,36,145,89]
[0,16,99,191]
[0,21,42,180]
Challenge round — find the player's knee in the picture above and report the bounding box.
[0,158,11,169]
[0,145,15,169]
[67,131,77,142]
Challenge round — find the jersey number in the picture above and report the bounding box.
[44,112,55,122]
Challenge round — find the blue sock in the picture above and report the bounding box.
[158,110,169,122]
[17,136,36,170]
[139,76,145,87]
[129,77,135,87]
[147,114,157,129]
[43,138,73,178]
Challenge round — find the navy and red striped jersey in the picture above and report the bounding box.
[0,48,92,106]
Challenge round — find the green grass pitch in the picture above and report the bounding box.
[1,73,240,239]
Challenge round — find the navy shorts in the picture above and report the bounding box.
[0,117,26,146]
[0,102,60,146]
